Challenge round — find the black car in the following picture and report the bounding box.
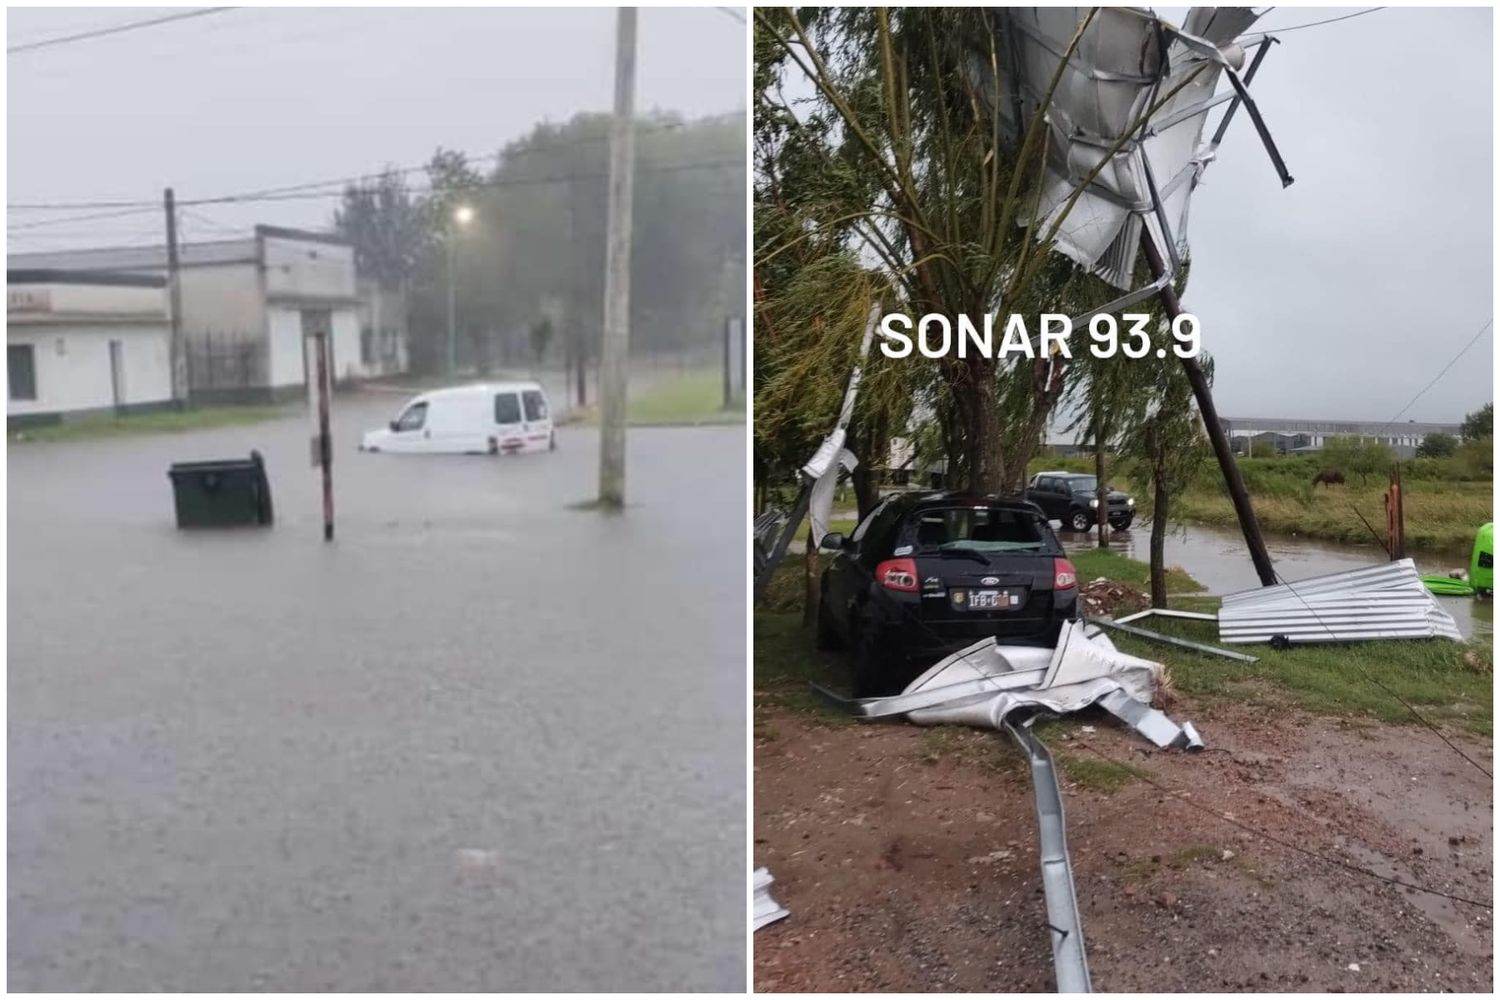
[1025,471,1135,533]
[816,492,1080,697]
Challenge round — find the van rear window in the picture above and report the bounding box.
[495,393,522,424]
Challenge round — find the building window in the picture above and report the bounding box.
[8,344,37,400]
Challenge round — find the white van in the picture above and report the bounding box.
[360,382,556,455]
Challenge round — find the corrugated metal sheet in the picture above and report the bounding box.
[753,867,789,931]
[1218,559,1463,644]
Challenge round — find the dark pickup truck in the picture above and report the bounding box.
[1025,471,1135,533]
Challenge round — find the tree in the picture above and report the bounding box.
[329,116,745,379]
[1461,403,1492,442]
[334,169,432,291]
[753,8,1204,495]
[1417,432,1458,458]
[1319,436,1395,484]
[529,317,553,371]
[1118,346,1213,607]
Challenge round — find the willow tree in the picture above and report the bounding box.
[1118,342,1213,607]
[754,7,1209,495]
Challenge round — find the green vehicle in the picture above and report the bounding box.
[1471,522,1493,596]
[1420,522,1491,597]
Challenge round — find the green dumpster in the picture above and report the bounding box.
[1471,522,1493,596]
[167,450,274,528]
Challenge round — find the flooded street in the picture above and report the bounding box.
[8,394,746,991]
[1060,520,1492,641]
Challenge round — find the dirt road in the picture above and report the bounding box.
[753,696,1491,992]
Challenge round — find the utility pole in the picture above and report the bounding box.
[164,187,187,405]
[597,6,636,508]
[314,330,334,542]
[446,233,457,378]
[1142,234,1276,585]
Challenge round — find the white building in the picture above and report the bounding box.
[7,269,174,426]
[1220,416,1462,459]
[9,226,406,404]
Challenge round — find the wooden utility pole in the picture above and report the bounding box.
[597,6,637,508]
[1142,234,1276,586]
[163,187,187,405]
[1386,465,1406,561]
[314,331,334,542]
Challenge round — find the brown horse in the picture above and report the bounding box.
[1312,468,1346,488]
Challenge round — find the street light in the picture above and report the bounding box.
[447,204,474,376]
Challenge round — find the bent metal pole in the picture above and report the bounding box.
[1141,234,1276,586]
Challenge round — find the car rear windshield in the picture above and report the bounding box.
[905,506,1057,554]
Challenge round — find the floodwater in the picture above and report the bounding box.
[8,394,746,991]
[1060,519,1492,641]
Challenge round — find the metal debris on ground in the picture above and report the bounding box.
[1094,617,1260,663]
[1114,607,1219,625]
[1217,558,1463,645]
[813,619,1207,994]
[753,867,789,932]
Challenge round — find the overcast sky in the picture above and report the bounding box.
[7,7,1493,422]
[762,6,1492,424]
[7,7,745,244]
[1132,6,1492,423]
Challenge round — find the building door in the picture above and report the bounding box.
[8,344,37,402]
[108,340,126,409]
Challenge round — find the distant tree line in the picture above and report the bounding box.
[334,111,746,384]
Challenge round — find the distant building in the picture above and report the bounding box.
[10,226,407,404]
[7,269,174,426]
[1221,416,1460,459]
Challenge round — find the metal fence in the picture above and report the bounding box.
[185,332,268,395]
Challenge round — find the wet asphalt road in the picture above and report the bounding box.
[8,394,746,991]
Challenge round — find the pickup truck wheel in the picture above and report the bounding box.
[1110,514,1135,530]
[1069,509,1093,532]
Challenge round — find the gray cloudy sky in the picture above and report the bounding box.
[7,7,745,243]
[766,6,1492,424]
[8,7,1494,423]
[1152,5,1491,423]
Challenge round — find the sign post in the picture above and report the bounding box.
[302,309,335,542]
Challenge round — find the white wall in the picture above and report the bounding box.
[179,261,264,344]
[8,324,172,417]
[331,307,362,381]
[262,235,356,301]
[265,304,363,386]
[265,306,306,388]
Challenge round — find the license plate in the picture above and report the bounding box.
[952,588,1015,610]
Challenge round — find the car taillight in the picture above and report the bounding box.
[1054,557,1077,590]
[875,557,919,593]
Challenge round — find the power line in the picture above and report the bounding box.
[7,117,721,214]
[8,206,161,233]
[8,156,744,233]
[1374,318,1492,433]
[716,7,747,25]
[7,8,238,55]
[1257,7,1385,34]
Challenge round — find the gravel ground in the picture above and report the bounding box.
[754,695,1491,992]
